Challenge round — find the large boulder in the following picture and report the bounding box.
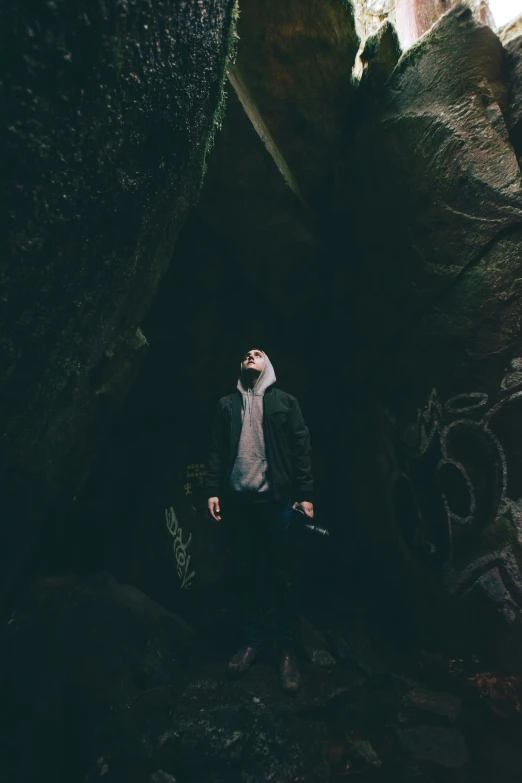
[0,0,237,604]
[2,572,194,783]
[336,3,522,386]
[499,13,522,44]
[337,6,522,668]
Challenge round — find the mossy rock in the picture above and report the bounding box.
[1,0,237,600]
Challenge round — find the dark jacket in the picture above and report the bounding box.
[205,386,314,503]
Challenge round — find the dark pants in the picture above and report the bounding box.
[226,498,299,650]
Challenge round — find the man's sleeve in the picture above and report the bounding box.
[205,401,224,498]
[288,397,314,502]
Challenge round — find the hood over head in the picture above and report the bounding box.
[237,351,276,396]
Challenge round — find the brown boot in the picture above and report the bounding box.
[279,648,301,694]
[227,645,260,676]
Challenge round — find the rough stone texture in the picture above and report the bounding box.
[336,5,522,671]
[376,225,522,422]
[357,20,402,104]
[352,0,397,78]
[336,4,522,387]
[395,725,469,768]
[0,0,237,603]
[505,34,522,159]
[3,572,194,782]
[352,224,522,659]
[5,577,489,783]
[402,686,462,721]
[5,1,522,777]
[235,0,359,208]
[63,2,522,681]
[394,0,450,50]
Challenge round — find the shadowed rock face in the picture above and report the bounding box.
[61,3,522,672]
[337,4,522,386]
[336,6,522,665]
[0,0,237,602]
[505,34,522,159]
[235,0,359,207]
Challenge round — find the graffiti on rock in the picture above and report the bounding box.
[391,359,522,621]
[165,505,195,590]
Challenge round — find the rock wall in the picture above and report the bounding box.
[341,5,522,667]
[11,0,522,674]
[3,572,195,781]
[235,0,359,210]
[0,0,237,605]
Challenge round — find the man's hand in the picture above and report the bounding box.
[298,501,314,518]
[207,497,222,521]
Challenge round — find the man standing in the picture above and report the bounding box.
[205,349,314,693]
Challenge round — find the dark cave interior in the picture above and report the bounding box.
[4,0,522,781]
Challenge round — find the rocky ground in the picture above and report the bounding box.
[3,572,522,783]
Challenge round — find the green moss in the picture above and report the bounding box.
[199,0,240,188]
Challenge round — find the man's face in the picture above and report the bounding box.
[242,349,265,374]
